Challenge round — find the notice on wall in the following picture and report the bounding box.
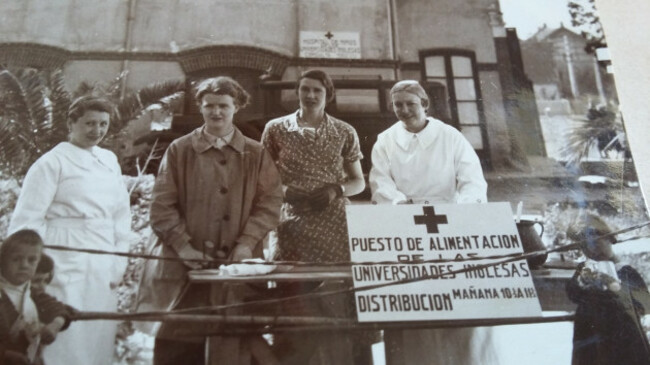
[346,202,542,322]
[299,31,361,59]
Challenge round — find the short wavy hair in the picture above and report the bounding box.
[1,229,43,267]
[67,96,116,124]
[296,69,336,104]
[195,76,251,109]
[390,80,429,109]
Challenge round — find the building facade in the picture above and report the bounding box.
[0,0,544,170]
[522,24,614,103]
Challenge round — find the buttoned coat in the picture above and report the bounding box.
[139,127,283,324]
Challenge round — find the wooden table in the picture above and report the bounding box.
[187,265,577,365]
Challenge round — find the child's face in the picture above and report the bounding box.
[31,272,52,292]
[1,244,41,285]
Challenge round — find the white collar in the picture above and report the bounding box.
[202,126,235,149]
[284,110,330,133]
[55,142,116,173]
[394,117,440,151]
[0,273,30,309]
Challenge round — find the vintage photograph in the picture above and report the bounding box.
[0,0,648,364]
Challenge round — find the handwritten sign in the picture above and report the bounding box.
[299,31,361,59]
[346,202,542,322]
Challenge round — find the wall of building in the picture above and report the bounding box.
[0,0,528,171]
[0,0,392,58]
[130,0,297,55]
[480,70,511,167]
[297,0,392,60]
[0,0,128,51]
[396,0,498,63]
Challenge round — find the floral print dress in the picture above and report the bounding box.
[262,111,362,263]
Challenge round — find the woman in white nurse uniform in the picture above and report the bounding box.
[9,96,133,365]
[370,80,496,365]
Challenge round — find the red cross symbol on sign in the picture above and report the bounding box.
[414,206,448,234]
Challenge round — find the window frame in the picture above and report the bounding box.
[419,48,491,166]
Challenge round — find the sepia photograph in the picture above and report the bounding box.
[0,0,648,364]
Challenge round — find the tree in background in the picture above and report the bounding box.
[568,0,606,53]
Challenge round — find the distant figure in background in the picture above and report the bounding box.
[0,230,71,365]
[9,96,133,365]
[370,80,495,365]
[566,214,650,365]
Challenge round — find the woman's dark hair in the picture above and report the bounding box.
[67,96,116,124]
[194,76,251,109]
[0,229,43,265]
[296,69,336,104]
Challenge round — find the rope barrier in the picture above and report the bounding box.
[43,220,650,328]
[68,309,576,334]
[41,220,650,267]
[142,221,650,316]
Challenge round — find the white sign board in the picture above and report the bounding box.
[346,202,542,322]
[299,31,361,59]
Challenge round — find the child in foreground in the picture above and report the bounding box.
[566,214,650,365]
[0,230,71,365]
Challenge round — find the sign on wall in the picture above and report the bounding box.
[299,31,361,59]
[346,203,542,322]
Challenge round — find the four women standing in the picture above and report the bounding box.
[5,73,494,364]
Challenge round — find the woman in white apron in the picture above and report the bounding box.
[370,80,496,365]
[9,96,133,365]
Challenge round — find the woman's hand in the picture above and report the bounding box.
[177,243,212,270]
[285,186,312,213]
[231,244,253,262]
[285,186,309,204]
[309,184,343,211]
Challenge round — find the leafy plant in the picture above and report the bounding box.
[561,104,627,165]
[0,67,185,180]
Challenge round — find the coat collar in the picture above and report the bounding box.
[394,117,441,151]
[191,126,246,154]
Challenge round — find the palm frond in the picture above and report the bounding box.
[0,117,30,176]
[0,70,42,160]
[114,80,185,130]
[15,69,52,155]
[48,70,72,143]
[561,107,623,165]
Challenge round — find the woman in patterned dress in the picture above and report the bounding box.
[262,69,365,263]
[261,69,366,364]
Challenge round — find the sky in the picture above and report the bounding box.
[500,0,581,39]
